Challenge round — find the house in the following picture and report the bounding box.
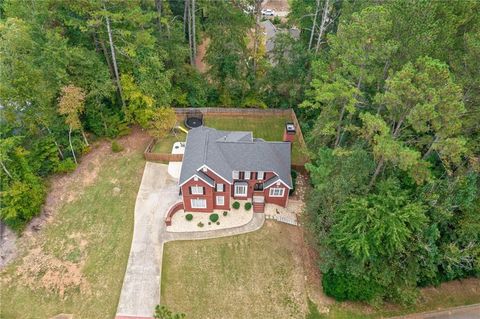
[178,125,294,213]
[261,20,300,59]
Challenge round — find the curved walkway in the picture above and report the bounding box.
[115,163,264,319]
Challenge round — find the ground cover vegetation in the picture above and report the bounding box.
[1,0,479,313]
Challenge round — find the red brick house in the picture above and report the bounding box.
[179,126,293,213]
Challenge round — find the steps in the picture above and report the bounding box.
[253,202,265,213]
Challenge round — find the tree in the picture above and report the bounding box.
[58,85,87,164]
[147,107,177,139]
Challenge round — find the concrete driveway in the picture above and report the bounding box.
[115,162,265,318]
[116,162,180,318]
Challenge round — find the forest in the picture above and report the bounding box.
[1,0,479,306]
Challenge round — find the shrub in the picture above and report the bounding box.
[244,202,252,211]
[216,221,220,225]
[232,201,240,209]
[208,222,211,225]
[185,214,193,221]
[54,158,77,173]
[197,222,204,228]
[223,211,228,216]
[209,213,219,222]
[111,140,124,153]
[322,270,381,302]
[290,169,298,195]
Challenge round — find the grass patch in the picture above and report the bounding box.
[152,132,186,153]
[0,140,146,318]
[161,222,310,318]
[204,115,309,165]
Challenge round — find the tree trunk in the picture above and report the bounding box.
[308,0,321,51]
[252,0,262,76]
[423,135,439,160]
[186,0,194,66]
[155,0,163,34]
[81,128,89,146]
[334,104,346,148]
[0,160,13,179]
[315,0,330,55]
[368,157,384,189]
[183,0,188,36]
[192,0,197,63]
[104,2,125,108]
[43,124,65,159]
[68,127,78,165]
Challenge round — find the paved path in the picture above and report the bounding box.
[116,163,265,319]
[388,303,480,319]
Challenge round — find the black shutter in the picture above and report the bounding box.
[189,186,192,195]
[203,186,205,195]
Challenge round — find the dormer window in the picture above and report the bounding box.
[244,171,251,179]
[232,170,239,179]
[257,171,265,180]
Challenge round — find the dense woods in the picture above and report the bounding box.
[1,0,479,307]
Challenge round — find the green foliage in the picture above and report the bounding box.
[232,201,240,209]
[185,214,193,221]
[54,158,77,174]
[322,270,381,302]
[154,304,185,319]
[197,222,204,228]
[305,297,324,319]
[111,141,124,153]
[223,211,228,216]
[209,214,219,223]
[244,202,252,211]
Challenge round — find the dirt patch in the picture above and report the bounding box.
[262,0,289,11]
[2,247,89,298]
[0,127,150,270]
[195,37,210,73]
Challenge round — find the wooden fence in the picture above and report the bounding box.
[145,108,309,170]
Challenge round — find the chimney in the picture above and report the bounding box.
[283,122,296,142]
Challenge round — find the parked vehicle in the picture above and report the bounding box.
[261,9,275,16]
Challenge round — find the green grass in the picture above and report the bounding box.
[204,115,309,164]
[152,131,187,153]
[161,222,312,319]
[0,141,146,318]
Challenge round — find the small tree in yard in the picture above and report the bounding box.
[154,305,185,319]
[148,107,177,139]
[58,85,87,164]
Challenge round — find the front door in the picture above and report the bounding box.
[254,183,263,191]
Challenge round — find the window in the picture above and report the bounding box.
[216,196,225,206]
[234,183,248,196]
[257,171,265,180]
[244,171,251,179]
[191,198,207,208]
[216,183,224,192]
[269,187,284,197]
[191,185,203,195]
[232,171,239,179]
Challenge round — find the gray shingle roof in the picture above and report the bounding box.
[179,126,292,188]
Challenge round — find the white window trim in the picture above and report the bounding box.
[234,184,248,197]
[257,171,265,180]
[232,170,239,179]
[244,171,251,179]
[191,198,207,208]
[269,187,285,197]
[216,196,225,206]
[191,185,203,195]
[216,183,224,192]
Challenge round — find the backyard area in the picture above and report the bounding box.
[151,112,309,165]
[0,129,149,319]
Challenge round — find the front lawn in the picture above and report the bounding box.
[161,222,322,318]
[0,131,148,319]
[204,114,309,165]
